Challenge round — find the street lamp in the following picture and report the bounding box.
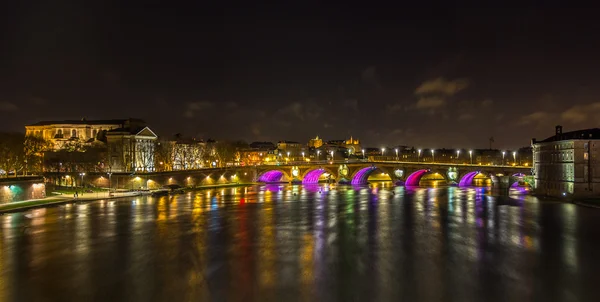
[431,149,435,162]
[513,151,517,165]
[456,150,460,163]
[417,149,422,162]
[502,151,506,165]
[79,172,85,188]
[395,148,399,161]
[107,172,112,194]
[381,148,385,160]
[301,151,305,159]
[330,150,334,160]
[362,149,365,159]
[469,150,473,165]
[317,150,321,161]
[287,151,290,159]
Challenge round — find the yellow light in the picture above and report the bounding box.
[134,177,141,181]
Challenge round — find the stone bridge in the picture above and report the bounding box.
[44,161,532,190]
[249,161,532,187]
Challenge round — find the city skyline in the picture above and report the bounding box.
[2,3,599,149]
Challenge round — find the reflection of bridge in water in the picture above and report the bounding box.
[250,161,532,189]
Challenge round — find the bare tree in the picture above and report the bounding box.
[24,135,53,173]
[0,132,25,176]
[135,139,155,172]
[155,140,174,171]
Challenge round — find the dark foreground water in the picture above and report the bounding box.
[1,183,600,301]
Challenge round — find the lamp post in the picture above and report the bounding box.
[431,149,435,162]
[381,148,385,160]
[287,151,290,161]
[362,149,365,160]
[301,151,305,160]
[79,172,85,188]
[395,148,399,161]
[513,151,517,165]
[107,172,112,196]
[330,150,334,161]
[502,151,506,165]
[456,150,460,163]
[469,150,473,165]
[417,149,422,162]
[317,150,321,161]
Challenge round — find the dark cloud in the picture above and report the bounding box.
[0,101,18,112]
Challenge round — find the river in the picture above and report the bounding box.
[1,183,599,301]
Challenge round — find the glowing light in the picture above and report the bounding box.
[134,176,141,181]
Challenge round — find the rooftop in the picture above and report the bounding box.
[26,118,145,127]
[537,127,600,143]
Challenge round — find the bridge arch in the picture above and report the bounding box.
[302,167,336,184]
[458,171,493,187]
[257,169,291,183]
[350,166,392,185]
[405,169,447,186]
[510,173,532,187]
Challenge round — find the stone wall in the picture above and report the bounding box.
[0,177,46,204]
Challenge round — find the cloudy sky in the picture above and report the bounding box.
[1,1,599,149]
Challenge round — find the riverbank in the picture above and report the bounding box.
[0,182,256,214]
[0,192,140,214]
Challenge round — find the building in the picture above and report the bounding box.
[532,125,600,197]
[169,136,206,170]
[106,123,158,172]
[342,137,361,155]
[308,136,323,148]
[276,141,303,159]
[25,118,144,150]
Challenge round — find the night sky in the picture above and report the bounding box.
[1,2,599,149]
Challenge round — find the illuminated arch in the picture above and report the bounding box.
[405,169,429,186]
[257,170,289,183]
[351,166,377,185]
[302,168,327,184]
[458,171,480,187]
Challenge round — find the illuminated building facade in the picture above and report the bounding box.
[342,136,361,154]
[308,136,323,148]
[532,125,600,197]
[25,118,145,150]
[106,125,158,172]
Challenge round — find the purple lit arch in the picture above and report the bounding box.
[458,171,480,187]
[405,169,428,186]
[303,168,326,184]
[351,167,377,185]
[258,170,286,183]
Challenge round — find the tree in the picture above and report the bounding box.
[135,140,155,172]
[155,140,174,171]
[0,132,25,176]
[24,135,53,173]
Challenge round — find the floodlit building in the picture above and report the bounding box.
[106,122,158,172]
[25,118,145,150]
[532,125,600,197]
[308,136,323,148]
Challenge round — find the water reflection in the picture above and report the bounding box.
[0,183,599,301]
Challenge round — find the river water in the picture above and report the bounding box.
[1,183,599,301]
